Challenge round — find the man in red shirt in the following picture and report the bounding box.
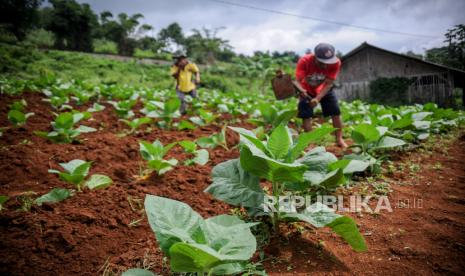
[295,43,347,148]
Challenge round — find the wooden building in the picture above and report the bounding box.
[335,42,465,107]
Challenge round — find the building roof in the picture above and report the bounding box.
[342,42,465,75]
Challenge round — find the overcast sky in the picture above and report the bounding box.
[76,0,465,56]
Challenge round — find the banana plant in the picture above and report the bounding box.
[205,124,367,252]
[35,112,96,143]
[139,140,178,175]
[145,195,258,275]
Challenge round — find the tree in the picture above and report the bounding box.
[0,0,43,41]
[96,11,152,56]
[184,27,232,64]
[158,22,185,51]
[46,0,97,52]
[425,24,465,70]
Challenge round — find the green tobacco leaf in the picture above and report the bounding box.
[86,174,113,190]
[87,103,105,112]
[205,159,263,208]
[298,147,338,172]
[148,158,178,175]
[179,140,197,153]
[8,110,26,126]
[240,140,307,183]
[34,188,73,206]
[229,126,270,156]
[144,195,206,254]
[170,215,257,273]
[326,216,367,252]
[329,159,369,174]
[390,116,413,130]
[121,269,155,276]
[267,124,292,160]
[196,136,215,148]
[59,159,91,174]
[375,136,406,149]
[75,125,96,133]
[178,120,196,130]
[289,126,336,162]
[283,203,366,252]
[0,195,9,211]
[303,168,345,189]
[193,149,209,165]
[351,124,380,144]
[169,243,221,273]
[189,116,205,126]
[53,112,74,129]
[273,109,297,127]
[165,98,181,114]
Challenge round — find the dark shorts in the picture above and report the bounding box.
[298,90,341,119]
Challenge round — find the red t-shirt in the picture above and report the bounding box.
[295,54,341,96]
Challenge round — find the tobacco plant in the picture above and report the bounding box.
[35,112,96,143]
[145,195,258,275]
[205,124,367,252]
[139,140,178,175]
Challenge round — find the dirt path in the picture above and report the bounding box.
[0,92,464,275]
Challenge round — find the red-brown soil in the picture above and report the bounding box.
[1,92,464,275]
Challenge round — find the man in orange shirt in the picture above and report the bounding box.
[295,43,347,148]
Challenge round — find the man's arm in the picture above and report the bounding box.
[311,78,334,105]
[195,71,200,84]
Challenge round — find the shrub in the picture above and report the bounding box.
[93,39,117,55]
[25,28,55,48]
[369,77,412,106]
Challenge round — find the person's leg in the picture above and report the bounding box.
[303,118,313,132]
[176,89,187,115]
[320,90,347,148]
[332,115,348,148]
[298,97,314,132]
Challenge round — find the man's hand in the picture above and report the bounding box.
[309,98,319,108]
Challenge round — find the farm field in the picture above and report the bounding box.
[0,63,464,275]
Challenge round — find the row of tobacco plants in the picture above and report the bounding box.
[1,76,464,275]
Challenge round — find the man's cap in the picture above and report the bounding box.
[172,50,187,59]
[314,43,338,64]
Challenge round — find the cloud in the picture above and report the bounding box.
[76,0,465,55]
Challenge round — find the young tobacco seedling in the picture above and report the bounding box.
[108,99,137,118]
[8,99,34,127]
[121,117,152,134]
[205,124,368,252]
[189,109,218,126]
[145,195,258,275]
[196,125,228,150]
[8,109,34,127]
[0,195,9,211]
[139,140,178,175]
[179,140,209,166]
[346,124,406,173]
[49,159,92,192]
[48,159,113,192]
[35,112,96,143]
